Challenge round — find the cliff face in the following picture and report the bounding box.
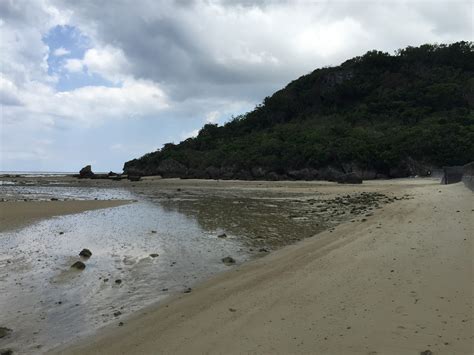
[124,42,474,180]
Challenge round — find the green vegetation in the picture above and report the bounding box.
[124,42,474,180]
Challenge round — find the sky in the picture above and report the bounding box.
[0,0,472,172]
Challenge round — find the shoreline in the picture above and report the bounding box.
[51,181,473,354]
[0,200,132,233]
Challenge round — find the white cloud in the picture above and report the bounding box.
[205,111,220,123]
[64,58,84,72]
[53,46,70,56]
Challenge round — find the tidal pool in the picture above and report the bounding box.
[0,189,253,354]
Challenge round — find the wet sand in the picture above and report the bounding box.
[52,181,473,354]
[0,200,131,233]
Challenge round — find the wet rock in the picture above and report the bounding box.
[50,198,59,201]
[149,253,159,258]
[71,261,86,270]
[0,349,13,355]
[151,230,157,234]
[0,327,12,339]
[183,287,192,293]
[217,233,227,238]
[113,311,122,317]
[420,351,432,355]
[258,248,269,253]
[115,279,122,284]
[59,231,64,235]
[222,256,236,265]
[78,165,95,179]
[79,248,92,258]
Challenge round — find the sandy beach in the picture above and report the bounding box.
[0,200,131,233]
[48,180,473,355]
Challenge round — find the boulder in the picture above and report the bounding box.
[222,256,236,265]
[71,261,86,270]
[79,248,92,258]
[78,165,95,179]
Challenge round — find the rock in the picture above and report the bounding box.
[78,165,95,179]
[0,349,13,355]
[59,231,64,235]
[149,253,159,258]
[258,248,269,253]
[183,287,192,293]
[420,351,432,355]
[222,256,236,265]
[217,233,227,238]
[115,279,122,284]
[50,198,59,201]
[71,261,86,270]
[0,327,12,339]
[336,172,363,184]
[113,311,122,317]
[79,248,92,258]
[151,230,157,234]
[118,322,124,326]
[128,175,141,182]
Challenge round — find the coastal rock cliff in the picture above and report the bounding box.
[124,42,474,180]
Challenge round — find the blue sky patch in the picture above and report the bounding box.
[44,25,117,92]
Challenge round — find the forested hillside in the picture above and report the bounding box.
[124,42,474,180]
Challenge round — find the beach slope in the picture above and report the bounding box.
[54,182,473,355]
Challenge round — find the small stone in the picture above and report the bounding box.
[258,248,269,253]
[113,311,122,317]
[0,327,12,339]
[420,351,432,355]
[151,230,157,234]
[229,308,237,312]
[79,248,92,258]
[222,256,236,265]
[217,233,227,238]
[50,198,58,201]
[149,253,159,258]
[0,349,13,355]
[71,261,86,270]
[59,232,64,235]
[115,279,122,284]
[162,288,168,292]
[118,322,124,326]
[183,287,192,294]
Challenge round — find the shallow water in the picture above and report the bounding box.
[0,187,254,353]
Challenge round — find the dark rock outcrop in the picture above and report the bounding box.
[336,172,363,184]
[78,165,95,179]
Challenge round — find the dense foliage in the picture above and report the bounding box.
[124,42,474,179]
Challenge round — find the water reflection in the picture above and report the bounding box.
[0,194,251,354]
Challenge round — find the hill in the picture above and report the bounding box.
[124,42,474,180]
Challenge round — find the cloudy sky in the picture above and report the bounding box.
[1,0,472,172]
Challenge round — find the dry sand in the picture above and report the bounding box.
[51,181,473,355]
[0,200,131,233]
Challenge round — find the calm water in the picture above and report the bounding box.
[0,186,253,354]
